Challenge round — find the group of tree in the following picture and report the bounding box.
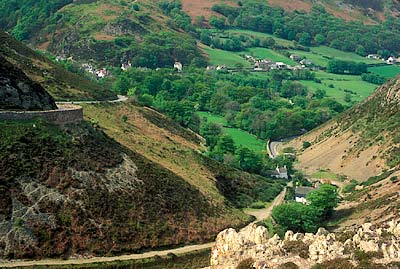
[112,67,345,141]
[326,60,368,75]
[210,1,400,56]
[272,184,339,234]
[361,72,387,84]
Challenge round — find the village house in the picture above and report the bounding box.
[254,59,272,71]
[121,62,132,71]
[295,186,315,204]
[96,68,108,78]
[300,59,313,67]
[216,65,227,71]
[387,57,397,65]
[290,54,301,61]
[174,61,183,72]
[82,63,95,74]
[275,62,287,70]
[206,66,216,70]
[271,165,288,179]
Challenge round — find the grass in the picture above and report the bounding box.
[203,46,251,68]
[299,71,377,104]
[311,170,339,181]
[197,111,266,152]
[369,65,400,78]
[310,46,383,65]
[227,29,295,47]
[290,47,383,68]
[242,47,296,65]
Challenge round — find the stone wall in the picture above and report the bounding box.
[0,104,83,124]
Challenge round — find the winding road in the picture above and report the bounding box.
[0,188,287,268]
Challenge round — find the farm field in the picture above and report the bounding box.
[310,46,383,65]
[203,46,251,68]
[227,29,295,47]
[369,65,400,78]
[197,111,266,152]
[241,47,297,65]
[299,71,377,104]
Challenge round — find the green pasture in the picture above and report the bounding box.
[197,111,266,152]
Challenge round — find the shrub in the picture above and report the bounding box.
[237,258,255,269]
[249,201,265,209]
[121,115,128,122]
[283,241,309,259]
[279,262,299,269]
[312,258,354,269]
[303,141,311,149]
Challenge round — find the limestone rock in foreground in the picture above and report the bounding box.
[0,55,57,111]
[211,221,400,269]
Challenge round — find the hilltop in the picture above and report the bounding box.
[0,30,115,101]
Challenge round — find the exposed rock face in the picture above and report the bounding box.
[0,55,57,111]
[211,221,400,268]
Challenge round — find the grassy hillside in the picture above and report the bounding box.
[82,102,285,208]
[284,75,400,181]
[0,30,115,101]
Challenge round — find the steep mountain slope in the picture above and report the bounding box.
[0,30,115,101]
[0,55,56,111]
[0,53,285,259]
[285,75,400,181]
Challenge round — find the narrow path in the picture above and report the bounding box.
[56,95,128,105]
[0,187,287,268]
[245,187,287,224]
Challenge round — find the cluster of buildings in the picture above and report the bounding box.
[81,63,110,78]
[245,54,314,72]
[366,54,400,65]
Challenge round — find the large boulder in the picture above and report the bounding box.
[0,55,57,111]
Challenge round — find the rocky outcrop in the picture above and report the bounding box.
[211,221,400,268]
[0,55,57,111]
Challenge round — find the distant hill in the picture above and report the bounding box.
[0,30,116,101]
[0,0,205,68]
[182,0,400,24]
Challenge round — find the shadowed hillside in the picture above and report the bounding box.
[0,30,115,101]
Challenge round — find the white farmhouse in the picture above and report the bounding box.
[174,61,183,72]
[295,186,315,204]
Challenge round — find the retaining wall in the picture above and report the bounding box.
[0,104,83,124]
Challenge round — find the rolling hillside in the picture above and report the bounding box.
[0,30,115,101]
[284,75,400,181]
